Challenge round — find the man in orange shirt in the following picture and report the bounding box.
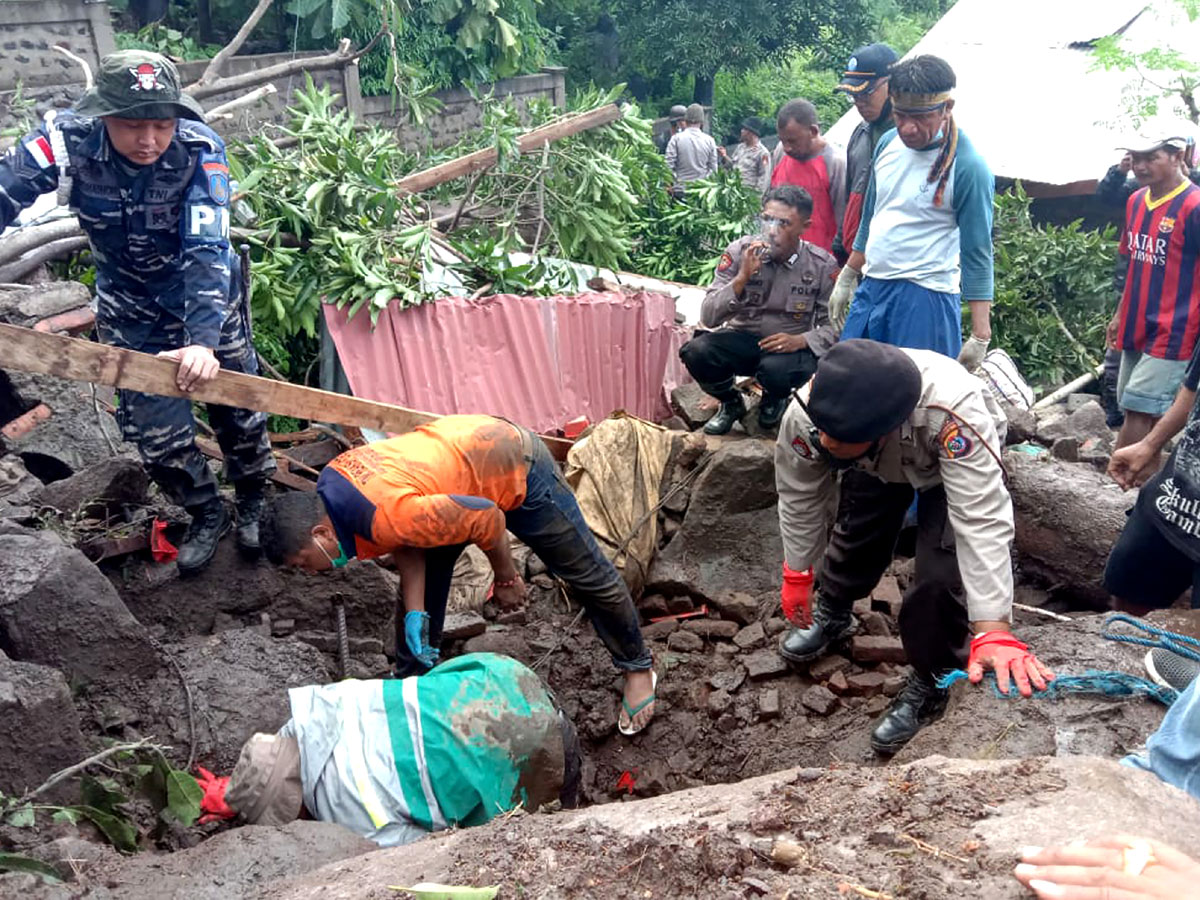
[260,415,657,735]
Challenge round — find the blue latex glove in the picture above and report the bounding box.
[403,610,439,668]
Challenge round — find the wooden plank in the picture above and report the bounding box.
[0,323,573,459]
[395,104,623,195]
[195,436,317,492]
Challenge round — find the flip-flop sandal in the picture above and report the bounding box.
[617,670,657,737]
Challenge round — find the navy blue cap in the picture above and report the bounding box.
[835,44,899,94]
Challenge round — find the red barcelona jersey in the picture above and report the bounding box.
[1117,181,1200,359]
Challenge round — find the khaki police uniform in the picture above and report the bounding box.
[776,349,1014,675]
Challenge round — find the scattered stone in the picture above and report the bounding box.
[661,518,680,540]
[809,654,852,681]
[666,594,695,615]
[294,632,384,656]
[715,643,740,658]
[827,670,850,695]
[859,610,891,637]
[0,653,89,802]
[764,617,787,636]
[852,597,873,617]
[758,688,780,721]
[771,838,806,868]
[1038,400,1112,447]
[1079,436,1113,469]
[864,694,890,716]
[709,666,747,694]
[745,649,790,681]
[670,382,717,429]
[1051,437,1080,462]
[441,612,488,641]
[742,876,770,895]
[462,631,532,661]
[0,455,43,515]
[667,630,703,653]
[641,619,678,641]
[883,675,906,696]
[661,482,690,516]
[872,575,903,617]
[32,457,148,520]
[868,824,899,847]
[660,415,689,432]
[845,671,888,697]
[706,688,733,718]
[801,684,839,716]
[1001,401,1037,445]
[526,554,548,578]
[851,635,907,664]
[716,712,738,732]
[531,573,555,590]
[681,619,740,640]
[638,594,670,618]
[496,610,527,625]
[29,835,115,881]
[732,621,766,650]
[710,591,760,626]
[1066,392,1097,413]
[270,617,296,637]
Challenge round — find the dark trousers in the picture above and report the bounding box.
[108,308,274,508]
[1104,501,1200,609]
[679,329,818,399]
[394,433,653,677]
[821,471,970,679]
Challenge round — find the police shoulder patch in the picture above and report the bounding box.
[202,161,230,205]
[937,416,974,459]
[717,251,735,273]
[791,434,814,460]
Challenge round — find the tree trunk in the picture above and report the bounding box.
[197,0,215,44]
[692,73,714,109]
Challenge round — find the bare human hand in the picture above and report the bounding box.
[1119,152,1133,174]
[1108,442,1160,490]
[1015,835,1200,899]
[491,574,527,610]
[157,345,220,392]
[758,332,807,354]
[1106,316,1121,351]
[740,240,769,280]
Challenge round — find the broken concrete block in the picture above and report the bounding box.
[733,621,766,650]
[827,670,850,695]
[33,457,149,520]
[864,694,890,716]
[709,665,747,694]
[801,684,838,716]
[706,688,733,718]
[808,654,852,681]
[681,619,740,640]
[758,688,780,721]
[871,576,903,617]
[764,617,787,636]
[845,671,888,697]
[0,652,89,801]
[745,649,790,681]
[667,630,703,653]
[641,619,678,641]
[859,611,891,637]
[711,591,760,626]
[441,613,488,641]
[669,382,717,429]
[851,635,907,664]
[0,531,160,684]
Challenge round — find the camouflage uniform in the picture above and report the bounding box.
[0,54,273,509]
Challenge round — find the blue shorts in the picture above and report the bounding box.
[841,276,963,358]
[1117,350,1189,416]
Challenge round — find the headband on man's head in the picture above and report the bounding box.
[891,90,953,114]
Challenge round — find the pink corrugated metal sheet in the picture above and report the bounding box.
[323,291,691,433]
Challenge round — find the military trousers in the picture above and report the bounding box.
[103,306,275,508]
[679,329,818,400]
[820,470,971,679]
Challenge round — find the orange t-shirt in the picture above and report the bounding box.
[317,415,529,558]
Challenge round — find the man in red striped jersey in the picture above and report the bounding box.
[1106,134,1200,456]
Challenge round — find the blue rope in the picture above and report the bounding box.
[1100,613,1200,663]
[935,668,1178,706]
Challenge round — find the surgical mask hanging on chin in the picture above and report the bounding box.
[314,536,349,569]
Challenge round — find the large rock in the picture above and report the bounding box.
[1037,399,1113,449]
[33,458,149,519]
[0,531,160,684]
[135,629,330,772]
[1005,450,1133,607]
[0,282,91,325]
[0,453,44,516]
[3,371,129,476]
[669,382,716,430]
[647,439,782,601]
[0,652,89,801]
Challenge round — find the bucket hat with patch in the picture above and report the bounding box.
[73,50,206,121]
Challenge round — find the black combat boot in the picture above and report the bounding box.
[869,671,949,755]
[779,598,857,665]
[234,481,267,560]
[177,497,230,576]
[701,380,747,436]
[757,394,789,430]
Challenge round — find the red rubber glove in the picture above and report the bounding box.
[781,564,814,627]
[967,631,1054,697]
[196,766,236,824]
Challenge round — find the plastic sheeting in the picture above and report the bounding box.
[322,290,691,434]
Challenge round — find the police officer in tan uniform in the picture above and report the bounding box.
[775,339,1053,754]
[680,184,838,434]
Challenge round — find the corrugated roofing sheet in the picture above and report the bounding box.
[323,290,690,433]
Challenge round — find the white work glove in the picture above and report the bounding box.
[829,265,861,331]
[958,335,989,372]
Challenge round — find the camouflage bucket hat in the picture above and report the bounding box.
[73,50,206,121]
[225,733,304,826]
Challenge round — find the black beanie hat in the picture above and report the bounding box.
[807,339,922,443]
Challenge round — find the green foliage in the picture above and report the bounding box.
[991,183,1118,388]
[1,81,37,139]
[114,23,221,59]
[0,853,62,884]
[711,49,848,142]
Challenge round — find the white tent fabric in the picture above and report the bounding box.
[824,0,1200,189]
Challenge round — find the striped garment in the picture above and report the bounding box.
[1118,182,1200,360]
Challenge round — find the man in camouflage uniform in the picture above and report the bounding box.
[679,184,838,434]
[0,51,274,574]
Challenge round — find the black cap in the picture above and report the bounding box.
[835,43,899,94]
[742,116,764,137]
[806,339,922,443]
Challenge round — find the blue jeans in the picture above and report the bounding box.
[1123,676,1200,800]
[393,432,653,677]
[841,276,963,358]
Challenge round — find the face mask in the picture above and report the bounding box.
[313,536,349,569]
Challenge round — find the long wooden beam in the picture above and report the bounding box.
[395,104,623,195]
[0,323,572,460]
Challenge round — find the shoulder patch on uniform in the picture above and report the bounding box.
[717,251,735,273]
[22,135,54,169]
[937,416,974,459]
[791,434,814,460]
[202,161,230,205]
